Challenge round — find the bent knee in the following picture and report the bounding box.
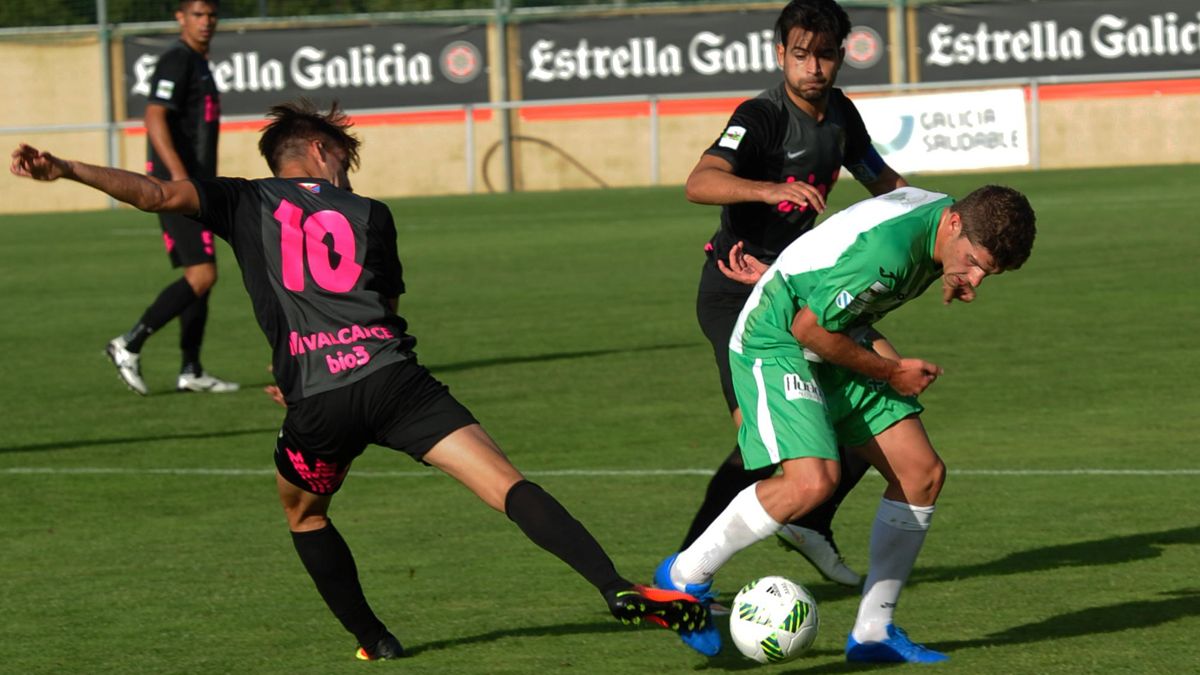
[184,265,217,294]
[779,473,838,513]
[895,458,945,504]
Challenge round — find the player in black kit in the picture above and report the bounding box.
[10,102,706,660]
[106,0,238,395]
[673,0,908,591]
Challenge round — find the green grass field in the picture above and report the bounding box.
[2,165,1198,674]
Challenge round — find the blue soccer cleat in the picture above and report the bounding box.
[654,553,721,656]
[845,624,948,663]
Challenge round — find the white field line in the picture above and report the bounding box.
[2,467,1199,478]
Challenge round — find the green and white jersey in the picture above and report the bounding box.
[730,187,952,360]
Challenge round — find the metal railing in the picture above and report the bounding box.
[7,67,1196,197]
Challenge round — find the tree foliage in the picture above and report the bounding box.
[1,0,624,28]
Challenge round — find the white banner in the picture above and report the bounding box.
[852,88,1030,173]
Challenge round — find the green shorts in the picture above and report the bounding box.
[730,351,924,471]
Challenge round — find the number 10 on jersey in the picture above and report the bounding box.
[274,199,362,293]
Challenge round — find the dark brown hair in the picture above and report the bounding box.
[950,185,1037,271]
[258,100,361,176]
[775,0,852,47]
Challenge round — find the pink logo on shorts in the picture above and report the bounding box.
[286,448,348,495]
[162,231,176,253]
[202,230,214,256]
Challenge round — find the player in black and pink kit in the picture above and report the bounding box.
[672,0,908,594]
[106,0,237,395]
[10,102,706,661]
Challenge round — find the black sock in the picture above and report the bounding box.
[290,521,388,648]
[791,445,871,537]
[680,445,776,550]
[124,278,198,352]
[504,480,630,601]
[179,291,209,373]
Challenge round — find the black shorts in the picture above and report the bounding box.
[696,261,753,413]
[159,213,216,268]
[275,359,478,496]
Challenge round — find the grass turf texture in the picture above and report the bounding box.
[1,165,1198,673]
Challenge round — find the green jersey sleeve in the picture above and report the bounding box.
[804,233,914,333]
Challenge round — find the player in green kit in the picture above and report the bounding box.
[654,185,1036,662]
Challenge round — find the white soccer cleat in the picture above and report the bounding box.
[776,524,863,587]
[106,336,148,396]
[177,371,240,393]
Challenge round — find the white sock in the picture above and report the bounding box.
[851,498,935,643]
[672,483,782,588]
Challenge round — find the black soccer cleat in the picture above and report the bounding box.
[609,584,708,633]
[355,632,407,661]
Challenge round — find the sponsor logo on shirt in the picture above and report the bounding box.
[718,125,746,150]
[155,79,175,100]
[839,280,892,315]
[877,269,908,300]
[783,373,824,404]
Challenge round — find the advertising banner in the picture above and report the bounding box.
[852,88,1029,172]
[123,24,489,119]
[518,8,891,100]
[918,0,1200,81]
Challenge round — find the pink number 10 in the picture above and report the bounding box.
[274,199,362,293]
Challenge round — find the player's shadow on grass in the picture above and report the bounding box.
[426,342,699,374]
[915,525,1200,584]
[745,590,1200,674]
[0,427,275,454]
[402,618,639,656]
[939,587,1200,650]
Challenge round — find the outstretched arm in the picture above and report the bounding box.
[10,143,200,214]
[791,307,941,397]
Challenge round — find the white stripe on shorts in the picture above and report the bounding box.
[751,357,781,465]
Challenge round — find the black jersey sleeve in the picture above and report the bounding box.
[838,93,886,184]
[362,199,405,299]
[192,176,251,240]
[703,98,774,174]
[147,46,190,112]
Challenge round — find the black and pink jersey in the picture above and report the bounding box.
[702,84,883,292]
[193,176,415,403]
[145,40,220,179]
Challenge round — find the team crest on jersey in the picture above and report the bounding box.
[298,182,321,194]
[719,125,747,150]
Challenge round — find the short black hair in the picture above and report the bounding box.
[775,0,852,47]
[951,185,1037,271]
[258,99,361,176]
[179,0,219,9]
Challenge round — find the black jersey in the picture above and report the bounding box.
[701,84,882,292]
[145,40,220,179]
[193,176,415,403]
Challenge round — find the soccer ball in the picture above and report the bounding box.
[729,576,819,664]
